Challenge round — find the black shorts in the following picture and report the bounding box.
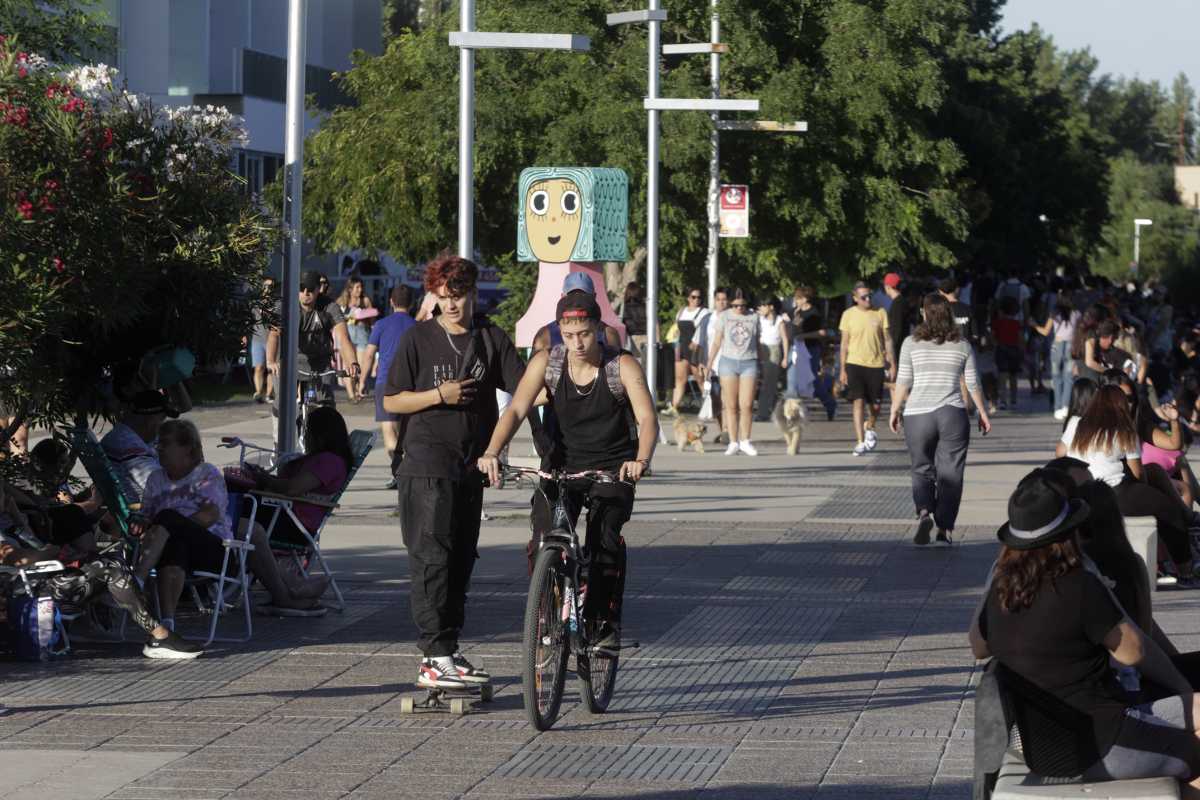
[845,364,886,404]
[995,344,1023,374]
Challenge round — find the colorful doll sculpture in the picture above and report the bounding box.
[514,167,629,347]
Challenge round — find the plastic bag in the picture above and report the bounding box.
[697,380,715,421]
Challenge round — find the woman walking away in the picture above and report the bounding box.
[336,276,375,403]
[1059,385,1197,586]
[706,288,761,456]
[1032,295,1076,420]
[891,293,991,547]
[664,288,708,417]
[970,470,1200,797]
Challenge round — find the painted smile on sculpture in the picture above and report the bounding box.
[525,178,582,262]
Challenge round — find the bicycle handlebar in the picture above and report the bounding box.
[499,465,623,484]
[297,369,347,380]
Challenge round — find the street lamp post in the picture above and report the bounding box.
[608,9,759,409]
[1133,218,1153,273]
[449,12,591,260]
[277,0,308,455]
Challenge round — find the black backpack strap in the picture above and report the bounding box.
[603,345,626,404]
[545,345,567,395]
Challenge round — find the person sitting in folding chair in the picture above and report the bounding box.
[134,420,325,627]
[0,483,199,659]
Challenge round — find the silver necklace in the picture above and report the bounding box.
[438,318,465,358]
[567,357,598,397]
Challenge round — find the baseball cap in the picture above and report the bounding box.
[131,390,179,418]
[562,272,596,295]
[556,292,601,322]
[300,270,323,291]
[883,272,902,289]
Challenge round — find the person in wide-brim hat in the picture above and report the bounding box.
[996,467,1091,550]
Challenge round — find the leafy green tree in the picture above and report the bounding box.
[298,0,974,332]
[0,0,114,63]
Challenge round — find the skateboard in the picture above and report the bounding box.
[399,682,494,716]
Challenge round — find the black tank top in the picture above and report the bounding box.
[551,351,637,472]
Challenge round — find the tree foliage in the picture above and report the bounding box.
[0,0,114,64]
[0,40,275,444]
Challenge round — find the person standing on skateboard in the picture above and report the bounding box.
[382,254,526,690]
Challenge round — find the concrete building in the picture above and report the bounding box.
[1176,166,1200,212]
[97,0,382,195]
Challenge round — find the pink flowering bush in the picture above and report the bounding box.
[0,36,275,440]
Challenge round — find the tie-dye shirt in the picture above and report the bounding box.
[142,462,231,541]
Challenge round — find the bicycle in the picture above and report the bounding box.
[500,465,639,731]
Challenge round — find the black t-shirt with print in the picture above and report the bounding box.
[384,318,524,481]
[795,307,825,349]
[950,300,976,344]
[980,567,1128,753]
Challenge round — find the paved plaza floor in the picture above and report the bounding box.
[4,395,1200,799]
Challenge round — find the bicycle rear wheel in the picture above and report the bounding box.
[578,626,620,714]
[523,548,570,731]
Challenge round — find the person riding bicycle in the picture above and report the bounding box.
[266,269,361,408]
[382,255,526,692]
[478,292,658,652]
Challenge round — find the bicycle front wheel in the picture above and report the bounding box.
[523,548,571,731]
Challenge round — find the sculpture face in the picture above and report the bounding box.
[517,167,628,263]
[525,178,583,263]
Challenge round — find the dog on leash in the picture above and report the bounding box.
[773,397,807,455]
[673,417,708,453]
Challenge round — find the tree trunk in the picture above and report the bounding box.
[604,246,647,307]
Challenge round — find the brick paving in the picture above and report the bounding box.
[5,398,1198,799]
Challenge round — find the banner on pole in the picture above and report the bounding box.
[719,184,749,238]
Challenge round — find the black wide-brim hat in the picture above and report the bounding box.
[997,469,1091,550]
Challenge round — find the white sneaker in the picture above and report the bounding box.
[864,429,878,450]
[738,440,758,456]
[853,443,869,457]
[724,442,740,456]
[1053,407,1068,421]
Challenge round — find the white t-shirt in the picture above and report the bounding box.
[1061,416,1140,488]
[759,315,783,347]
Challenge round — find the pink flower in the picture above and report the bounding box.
[100,128,114,149]
[60,97,85,113]
[16,200,33,220]
[16,66,26,78]
[52,257,65,273]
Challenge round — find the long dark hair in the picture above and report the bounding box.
[303,406,353,470]
[1071,303,1110,361]
[1073,385,1138,456]
[994,537,1083,613]
[1064,378,1098,430]
[912,292,961,345]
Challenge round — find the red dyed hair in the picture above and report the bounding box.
[423,252,478,295]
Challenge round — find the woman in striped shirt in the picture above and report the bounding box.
[890,293,992,546]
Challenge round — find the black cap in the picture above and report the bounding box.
[556,292,601,323]
[130,390,179,418]
[997,469,1090,550]
[300,270,323,291]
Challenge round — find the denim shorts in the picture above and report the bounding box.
[250,339,267,367]
[718,357,758,378]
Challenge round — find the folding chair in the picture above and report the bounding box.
[182,492,258,646]
[67,427,141,541]
[249,430,376,613]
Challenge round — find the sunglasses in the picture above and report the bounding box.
[855,294,870,301]
[731,302,747,308]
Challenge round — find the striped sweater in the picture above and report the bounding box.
[896,336,979,416]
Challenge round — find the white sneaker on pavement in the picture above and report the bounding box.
[724,442,740,456]
[864,429,878,450]
[738,440,758,456]
[1053,407,1068,421]
[853,442,869,457]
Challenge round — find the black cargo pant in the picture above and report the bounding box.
[532,479,633,626]
[397,475,485,657]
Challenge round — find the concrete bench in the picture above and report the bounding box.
[994,747,1180,799]
[1123,515,1158,594]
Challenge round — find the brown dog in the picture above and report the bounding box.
[673,417,708,453]
[773,397,807,455]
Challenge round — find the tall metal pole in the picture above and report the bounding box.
[1133,222,1141,267]
[458,0,475,258]
[645,0,662,405]
[705,0,720,307]
[277,0,307,455]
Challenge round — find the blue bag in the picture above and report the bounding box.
[6,594,62,661]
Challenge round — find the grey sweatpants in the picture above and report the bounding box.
[902,405,970,531]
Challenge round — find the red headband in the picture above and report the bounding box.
[560,309,590,319]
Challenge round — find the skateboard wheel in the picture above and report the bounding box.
[480,684,494,702]
[450,698,467,715]
[400,697,414,714]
